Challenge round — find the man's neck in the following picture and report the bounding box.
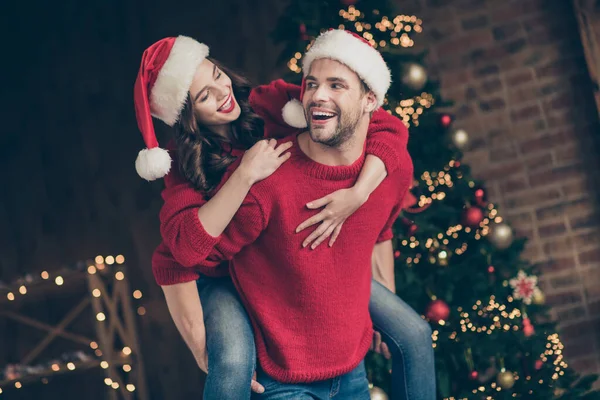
[298,121,369,167]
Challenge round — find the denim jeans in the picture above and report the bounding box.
[197,276,256,400]
[369,280,436,400]
[253,360,370,400]
[197,277,436,400]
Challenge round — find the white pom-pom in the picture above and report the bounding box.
[282,99,307,128]
[135,147,172,181]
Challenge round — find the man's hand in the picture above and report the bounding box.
[370,331,392,359]
[251,371,265,394]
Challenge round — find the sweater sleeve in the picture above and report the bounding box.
[377,149,414,243]
[152,241,230,286]
[201,191,267,265]
[365,109,409,175]
[158,155,222,268]
[249,79,302,139]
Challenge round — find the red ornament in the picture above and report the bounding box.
[474,188,487,206]
[408,224,418,235]
[441,114,452,127]
[523,318,535,337]
[462,206,484,228]
[469,370,479,380]
[535,360,544,370]
[488,265,495,274]
[394,250,401,258]
[426,299,450,323]
[340,0,358,5]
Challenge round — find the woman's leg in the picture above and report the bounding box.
[369,279,436,400]
[197,276,256,400]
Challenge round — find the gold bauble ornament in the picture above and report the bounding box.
[402,63,428,91]
[451,129,469,150]
[489,223,513,250]
[496,370,515,389]
[369,386,389,400]
[532,289,545,305]
[437,249,449,266]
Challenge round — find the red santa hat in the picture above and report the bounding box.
[282,29,392,129]
[133,36,209,180]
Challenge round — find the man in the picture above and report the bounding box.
[158,29,414,398]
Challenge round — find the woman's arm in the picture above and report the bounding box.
[160,139,291,267]
[162,281,209,372]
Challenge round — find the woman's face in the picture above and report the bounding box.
[188,60,242,131]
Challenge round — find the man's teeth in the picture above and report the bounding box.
[312,111,335,117]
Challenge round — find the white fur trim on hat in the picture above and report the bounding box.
[302,30,391,107]
[281,99,308,128]
[135,147,172,181]
[150,36,209,126]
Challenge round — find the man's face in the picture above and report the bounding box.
[302,59,375,148]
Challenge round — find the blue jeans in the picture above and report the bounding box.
[369,280,436,400]
[197,277,256,400]
[253,361,370,399]
[197,277,436,400]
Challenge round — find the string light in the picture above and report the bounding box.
[51,364,60,372]
[104,378,113,386]
[115,272,125,281]
[90,341,98,349]
[15,382,21,389]
[111,382,120,389]
[127,384,136,392]
[105,256,115,265]
[67,362,76,370]
[55,276,64,286]
[115,255,125,264]
[7,292,15,301]
[133,290,143,299]
[88,265,97,274]
[97,312,106,322]
[137,306,146,316]
[122,346,132,356]
[100,361,109,369]
[92,289,101,297]
[123,364,132,372]
[41,271,49,279]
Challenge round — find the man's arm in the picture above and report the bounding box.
[371,240,395,293]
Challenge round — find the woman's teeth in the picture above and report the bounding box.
[219,96,232,111]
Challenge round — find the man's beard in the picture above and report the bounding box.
[307,104,361,148]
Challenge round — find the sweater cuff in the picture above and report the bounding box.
[153,266,200,286]
[365,140,400,174]
[184,208,222,260]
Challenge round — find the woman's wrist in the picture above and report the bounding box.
[351,183,371,206]
[232,166,256,188]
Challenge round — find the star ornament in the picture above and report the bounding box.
[509,270,538,304]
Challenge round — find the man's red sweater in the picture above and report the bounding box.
[152,79,411,285]
[158,132,412,382]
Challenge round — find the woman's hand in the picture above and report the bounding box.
[193,346,209,374]
[296,187,369,249]
[239,139,292,185]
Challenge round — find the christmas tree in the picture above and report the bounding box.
[272,1,600,398]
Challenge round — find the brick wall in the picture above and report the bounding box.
[403,0,600,376]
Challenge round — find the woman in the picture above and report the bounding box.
[135,35,435,399]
